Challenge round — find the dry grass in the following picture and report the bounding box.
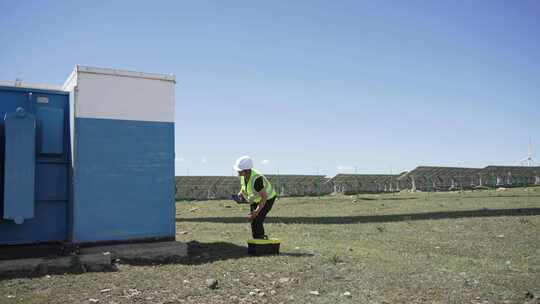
[1,187,539,304]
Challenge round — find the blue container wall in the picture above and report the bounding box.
[0,86,70,245]
[72,118,175,243]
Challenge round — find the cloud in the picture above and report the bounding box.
[201,156,207,163]
[261,159,270,165]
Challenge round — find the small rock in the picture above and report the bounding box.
[45,275,52,279]
[179,231,189,235]
[258,292,265,297]
[100,289,111,293]
[464,278,479,287]
[278,277,290,284]
[189,207,199,212]
[253,289,261,293]
[294,247,300,250]
[206,278,218,289]
[309,291,319,296]
[459,272,466,276]
[343,291,351,297]
[183,280,190,283]
[505,260,511,265]
[497,234,504,238]
[435,246,440,249]
[89,299,99,303]
[7,295,14,298]
[270,290,277,295]
[124,289,141,297]
[249,291,256,296]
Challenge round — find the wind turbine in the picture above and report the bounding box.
[519,138,538,167]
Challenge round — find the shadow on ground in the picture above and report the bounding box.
[120,241,313,266]
[460,194,540,199]
[0,241,310,279]
[177,208,540,225]
[335,194,540,201]
[356,197,418,201]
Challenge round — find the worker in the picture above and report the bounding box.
[233,156,278,239]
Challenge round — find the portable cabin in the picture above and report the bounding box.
[0,65,176,246]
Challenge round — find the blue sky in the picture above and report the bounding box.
[1,1,539,176]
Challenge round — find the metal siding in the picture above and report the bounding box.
[0,87,70,245]
[37,107,65,154]
[76,65,175,82]
[72,117,175,243]
[75,71,175,123]
[35,163,68,201]
[3,111,36,222]
[0,201,67,244]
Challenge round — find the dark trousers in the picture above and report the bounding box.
[250,197,276,239]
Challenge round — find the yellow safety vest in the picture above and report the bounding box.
[240,169,277,204]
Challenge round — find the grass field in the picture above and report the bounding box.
[1,188,540,304]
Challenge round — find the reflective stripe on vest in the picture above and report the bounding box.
[240,169,277,204]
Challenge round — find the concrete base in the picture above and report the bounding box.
[0,241,186,275]
[0,252,111,274]
[80,241,187,261]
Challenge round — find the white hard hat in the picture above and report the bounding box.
[233,155,253,171]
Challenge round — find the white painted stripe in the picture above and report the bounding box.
[75,70,175,123]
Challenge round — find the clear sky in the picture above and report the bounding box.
[1,1,539,177]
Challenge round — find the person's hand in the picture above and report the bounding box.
[239,192,247,201]
[249,210,259,221]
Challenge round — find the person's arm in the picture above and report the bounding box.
[238,190,245,200]
[250,190,268,220]
[250,176,267,220]
[238,180,246,200]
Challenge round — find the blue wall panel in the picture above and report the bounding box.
[35,163,68,201]
[37,107,64,154]
[0,201,67,244]
[3,111,36,223]
[72,117,175,243]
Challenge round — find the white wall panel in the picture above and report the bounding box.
[74,66,175,123]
